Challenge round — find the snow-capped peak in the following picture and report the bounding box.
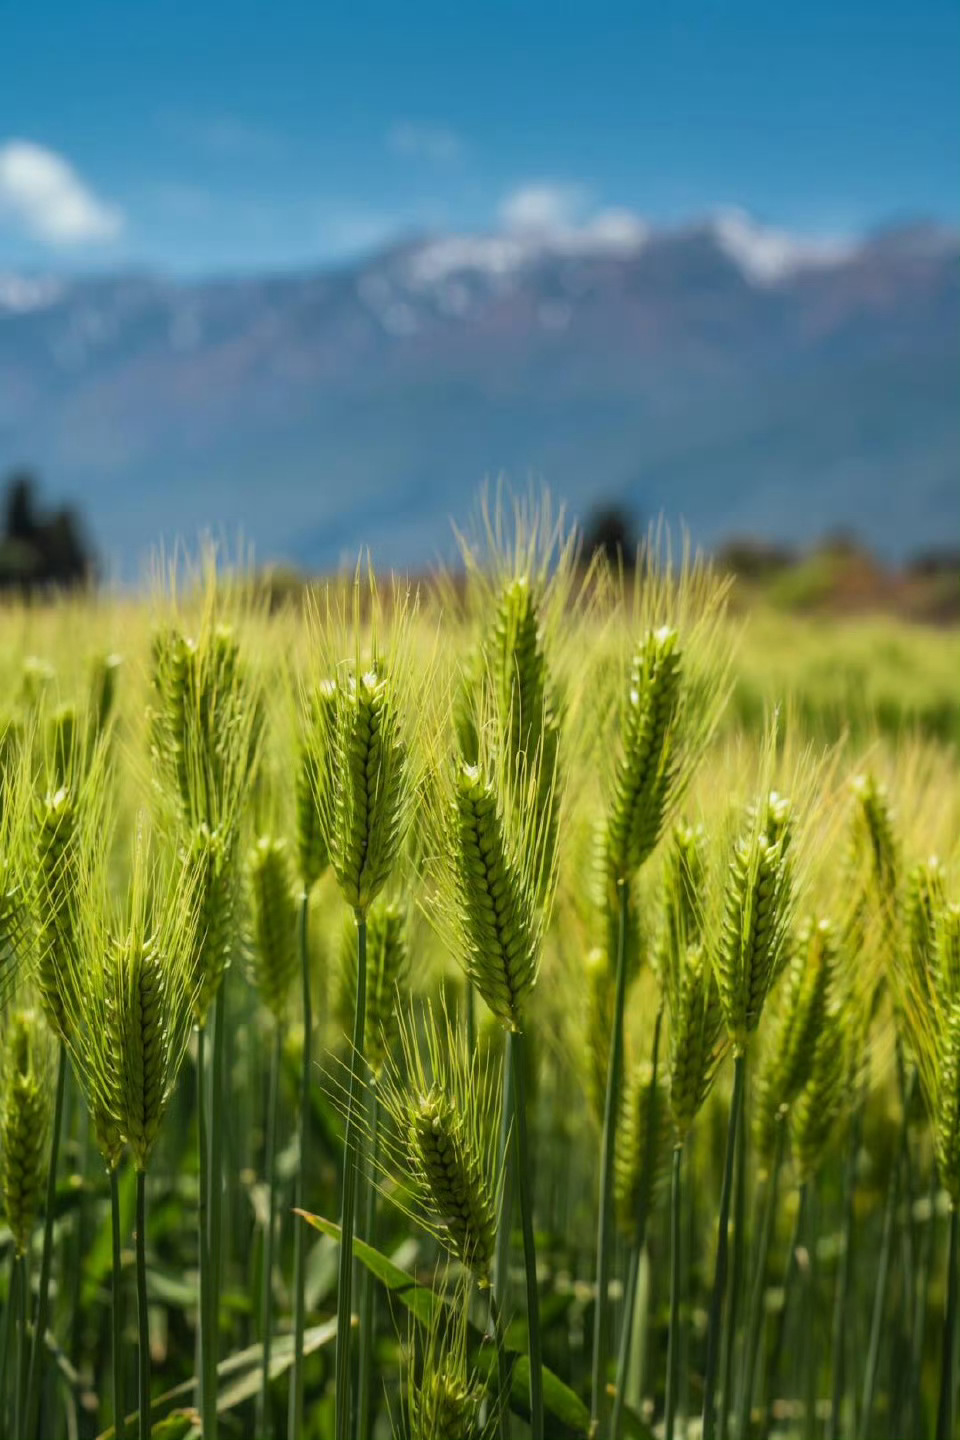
[404,209,649,288]
[707,208,855,284]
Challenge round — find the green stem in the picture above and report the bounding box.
[857,1131,900,1440]
[828,1100,861,1440]
[737,1121,786,1439]
[489,1287,512,1440]
[702,1049,746,1440]
[197,1025,211,1431]
[288,890,311,1440]
[890,1057,917,1438]
[258,1022,283,1438]
[494,1033,515,1308]
[135,1170,150,1440]
[204,981,227,1440]
[719,1065,748,1440]
[612,1245,641,1440]
[664,1145,684,1440]
[0,1253,13,1432]
[356,1085,380,1440]
[911,1165,937,1439]
[111,1168,126,1440]
[493,1032,515,1440]
[69,1100,91,1363]
[762,1182,808,1440]
[15,1253,27,1440]
[679,1141,695,1430]
[511,1028,544,1440]
[590,879,630,1432]
[802,1181,820,1440]
[24,1037,66,1438]
[611,1003,664,1440]
[333,911,368,1440]
[937,1205,959,1440]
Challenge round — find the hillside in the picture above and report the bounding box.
[1,212,957,577]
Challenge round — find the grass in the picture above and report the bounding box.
[0,514,957,1440]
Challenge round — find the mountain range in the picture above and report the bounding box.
[1,210,957,577]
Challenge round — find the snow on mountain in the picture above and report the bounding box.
[705,208,856,283]
[0,210,956,575]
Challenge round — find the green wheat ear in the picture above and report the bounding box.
[906,858,945,1001]
[754,917,836,1163]
[615,1060,670,1235]
[659,820,707,1019]
[150,616,263,837]
[716,790,795,1051]
[32,701,109,1038]
[376,1000,500,1284]
[329,666,407,916]
[849,772,899,899]
[0,730,35,998]
[450,758,544,1030]
[935,999,960,1207]
[408,1087,498,1279]
[338,896,409,1077]
[111,934,173,1169]
[935,899,960,1005]
[0,1009,53,1256]
[304,568,429,920]
[48,703,79,789]
[248,835,299,1023]
[34,785,77,1036]
[668,942,726,1145]
[658,819,707,975]
[791,1010,848,1184]
[899,878,960,1208]
[491,575,548,756]
[89,652,123,743]
[296,680,337,889]
[186,822,237,1027]
[404,1272,489,1440]
[606,626,682,881]
[490,574,562,895]
[69,818,199,1173]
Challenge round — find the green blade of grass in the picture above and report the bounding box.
[294,1209,639,1439]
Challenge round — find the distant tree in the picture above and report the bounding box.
[905,546,960,579]
[582,502,641,569]
[717,537,797,579]
[0,470,97,594]
[5,471,39,543]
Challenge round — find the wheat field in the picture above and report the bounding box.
[0,502,957,1440]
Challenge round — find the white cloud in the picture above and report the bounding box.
[387,121,463,164]
[499,183,588,233]
[0,140,123,245]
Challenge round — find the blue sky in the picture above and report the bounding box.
[1,0,957,275]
